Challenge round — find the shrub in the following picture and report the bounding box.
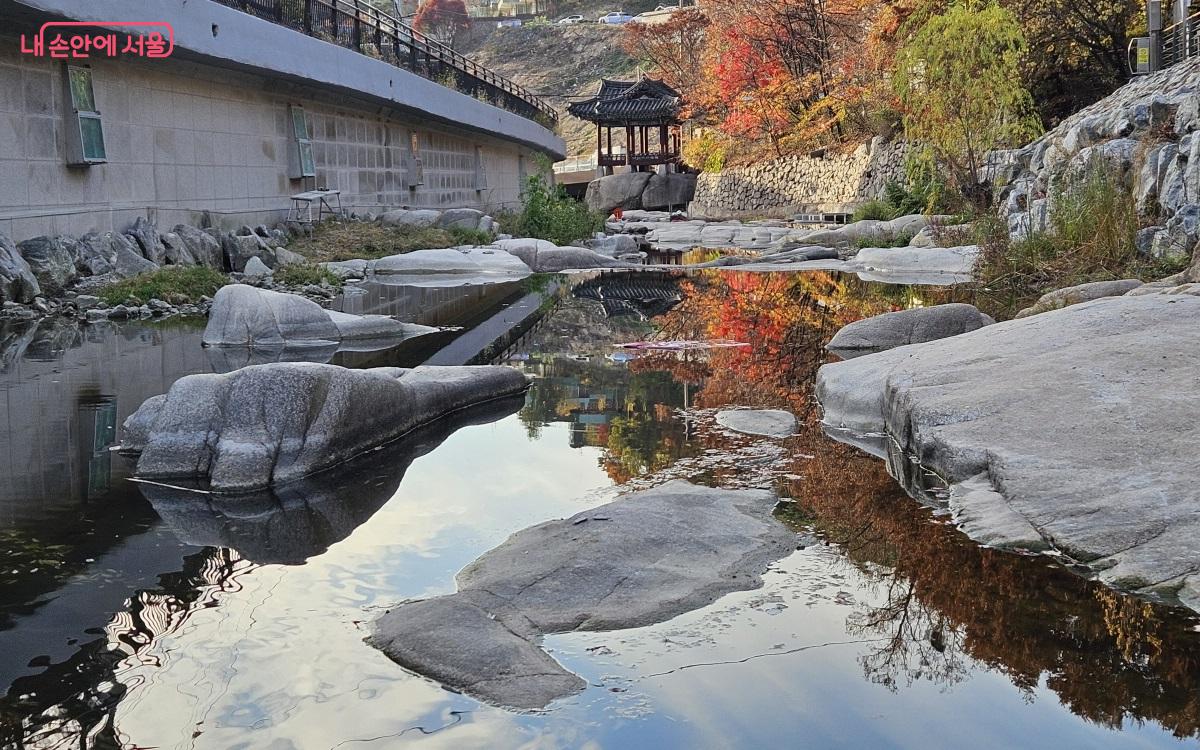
[853,230,915,250]
[851,199,900,222]
[510,174,603,245]
[98,265,227,306]
[274,262,343,288]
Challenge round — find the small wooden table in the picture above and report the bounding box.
[287,188,343,225]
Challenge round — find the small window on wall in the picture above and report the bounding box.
[406,131,424,188]
[64,65,105,165]
[288,105,316,179]
[473,146,488,192]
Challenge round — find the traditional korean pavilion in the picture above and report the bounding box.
[567,77,683,174]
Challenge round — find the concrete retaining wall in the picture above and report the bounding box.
[0,0,565,239]
[689,138,909,220]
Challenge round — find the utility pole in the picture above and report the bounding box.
[1148,0,1162,72]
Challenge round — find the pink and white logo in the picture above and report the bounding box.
[20,21,175,59]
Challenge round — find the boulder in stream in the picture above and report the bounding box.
[202,285,435,347]
[495,238,636,272]
[369,480,793,709]
[138,394,525,564]
[827,303,993,356]
[122,362,530,492]
[816,294,1200,612]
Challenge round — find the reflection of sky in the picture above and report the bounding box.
[112,414,1191,749]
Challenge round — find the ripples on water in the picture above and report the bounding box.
[0,271,1198,749]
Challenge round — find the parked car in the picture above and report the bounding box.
[557,14,586,24]
[597,11,634,24]
[496,17,523,27]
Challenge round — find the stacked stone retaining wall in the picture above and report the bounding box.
[689,138,909,220]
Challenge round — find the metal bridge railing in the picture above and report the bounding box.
[1163,10,1200,68]
[212,0,557,127]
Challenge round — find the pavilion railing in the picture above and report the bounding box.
[1162,9,1200,68]
[211,0,557,127]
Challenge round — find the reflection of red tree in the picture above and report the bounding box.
[646,270,892,417]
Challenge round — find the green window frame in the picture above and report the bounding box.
[64,65,106,165]
[288,105,316,179]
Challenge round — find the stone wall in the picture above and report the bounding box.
[993,58,1200,260]
[689,138,909,220]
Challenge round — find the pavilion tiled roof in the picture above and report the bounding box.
[567,77,683,124]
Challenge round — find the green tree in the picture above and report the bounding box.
[894,0,1041,207]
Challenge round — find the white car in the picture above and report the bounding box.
[557,14,585,24]
[597,11,634,24]
[496,17,522,27]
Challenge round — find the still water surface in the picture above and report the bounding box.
[1,270,1198,749]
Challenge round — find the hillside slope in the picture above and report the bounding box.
[462,25,640,158]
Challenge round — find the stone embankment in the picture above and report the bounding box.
[0,206,501,322]
[688,137,909,220]
[993,58,1200,258]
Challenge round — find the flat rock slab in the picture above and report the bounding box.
[816,295,1200,611]
[827,303,993,355]
[122,362,529,492]
[715,409,798,437]
[848,245,980,285]
[495,239,636,273]
[203,285,433,348]
[369,480,793,709]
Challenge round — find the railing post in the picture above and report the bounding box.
[304,0,313,34]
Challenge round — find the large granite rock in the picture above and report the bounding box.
[122,362,529,491]
[435,208,485,231]
[73,232,119,276]
[369,480,793,709]
[0,232,40,303]
[222,232,276,272]
[139,395,525,564]
[848,245,980,285]
[111,233,158,278]
[495,238,636,272]
[125,216,167,265]
[1015,279,1145,318]
[202,285,434,347]
[17,235,77,292]
[585,172,653,215]
[171,224,225,269]
[380,209,442,228]
[827,303,993,355]
[641,173,697,211]
[816,294,1200,612]
[783,214,935,250]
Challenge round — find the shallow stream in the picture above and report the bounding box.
[1,270,1198,749]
